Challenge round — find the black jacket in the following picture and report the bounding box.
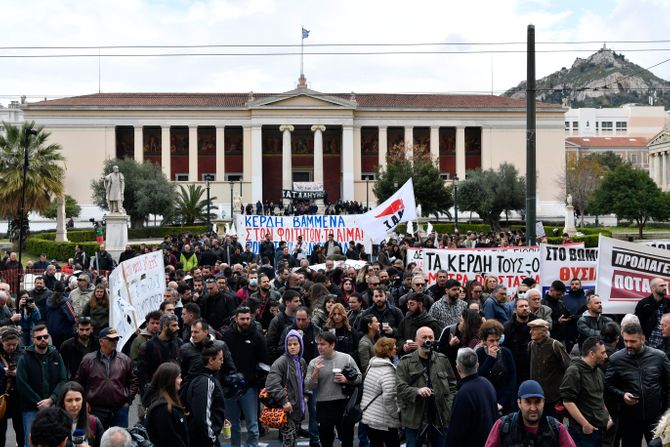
[200,292,238,330]
[541,294,567,342]
[266,312,295,363]
[16,346,67,410]
[185,367,225,447]
[279,323,321,364]
[221,323,268,387]
[605,345,670,421]
[60,336,100,380]
[136,335,182,392]
[503,314,537,386]
[146,398,190,447]
[635,295,670,341]
[180,339,236,389]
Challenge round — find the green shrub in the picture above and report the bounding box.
[25,225,208,260]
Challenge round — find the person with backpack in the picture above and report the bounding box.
[56,381,104,447]
[144,362,190,447]
[484,380,576,447]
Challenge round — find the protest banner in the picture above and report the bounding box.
[235,214,369,255]
[641,240,670,251]
[540,244,598,293]
[407,246,541,292]
[109,250,166,351]
[597,235,670,314]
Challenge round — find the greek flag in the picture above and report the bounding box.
[302,27,310,39]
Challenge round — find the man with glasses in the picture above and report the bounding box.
[16,324,67,445]
[429,279,467,329]
[76,327,138,429]
[60,316,100,379]
[398,275,434,313]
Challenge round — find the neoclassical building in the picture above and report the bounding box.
[23,79,567,218]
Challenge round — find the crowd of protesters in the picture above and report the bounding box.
[242,200,368,217]
[5,229,670,447]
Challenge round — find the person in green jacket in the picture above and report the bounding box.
[396,326,457,447]
[180,244,198,272]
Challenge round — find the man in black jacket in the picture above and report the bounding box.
[503,299,538,387]
[136,314,181,394]
[605,323,670,446]
[259,233,276,268]
[201,279,237,330]
[221,307,268,447]
[185,341,226,447]
[265,290,302,362]
[634,277,670,348]
[542,280,570,342]
[397,292,441,354]
[181,319,236,388]
[59,316,99,379]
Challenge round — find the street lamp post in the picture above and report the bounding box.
[453,175,459,230]
[229,181,234,221]
[18,127,37,288]
[204,174,214,233]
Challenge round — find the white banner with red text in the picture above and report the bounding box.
[539,244,598,294]
[235,214,370,256]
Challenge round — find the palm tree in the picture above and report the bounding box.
[0,121,65,243]
[173,184,217,225]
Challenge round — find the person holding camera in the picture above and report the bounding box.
[17,289,41,347]
[305,331,361,447]
[396,326,457,447]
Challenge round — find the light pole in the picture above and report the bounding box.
[453,175,459,230]
[229,180,234,221]
[18,127,37,287]
[204,174,214,233]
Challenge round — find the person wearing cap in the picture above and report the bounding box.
[485,380,575,446]
[75,327,138,429]
[527,289,552,330]
[397,292,441,355]
[559,336,612,446]
[528,319,571,419]
[70,273,95,316]
[16,324,67,445]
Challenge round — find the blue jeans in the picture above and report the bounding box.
[404,426,446,447]
[91,405,129,429]
[22,410,37,447]
[358,422,369,447]
[224,387,259,447]
[569,425,603,447]
[308,390,319,443]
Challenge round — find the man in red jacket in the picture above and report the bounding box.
[75,327,138,429]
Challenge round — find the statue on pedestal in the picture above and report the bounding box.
[105,165,125,214]
[563,194,577,236]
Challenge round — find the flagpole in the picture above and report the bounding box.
[300,25,304,76]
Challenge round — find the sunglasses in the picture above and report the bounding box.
[33,335,49,341]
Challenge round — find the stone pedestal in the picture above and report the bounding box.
[105,214,129,262]
[563,204,577,236]
[55,197,68,242]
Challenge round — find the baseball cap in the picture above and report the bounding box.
[522,277,537,287]
[99,327,120,339]
[518,380,545,399]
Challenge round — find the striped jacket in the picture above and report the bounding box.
[361,356,400,430]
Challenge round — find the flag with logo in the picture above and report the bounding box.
[358,178,417,243]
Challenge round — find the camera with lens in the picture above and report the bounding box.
[421,340,435,351]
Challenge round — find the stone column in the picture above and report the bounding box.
[429,127,439,163]
[280,125,294,205]
[663,152,669,191]
[456,127,466,179]
[189,126,198,181]
[404,126,414,161]
[650,153,657,185]
[311,125,326,185]
[134,126,143,162]
[378,127,388,170]
[161,126,171,179]
[55,196,68,242]
[250,126,263,203]
[342,126,355,200]
[216,126,225,181]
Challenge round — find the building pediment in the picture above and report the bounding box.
[246,87,357,110]
[648,128,670,147]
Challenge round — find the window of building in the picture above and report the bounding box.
[226,174,243,182]
[175,173,189,182]
[601,121,613,131]
[616,121,627,132]
[115,126,134,160]
[572,121,578,130]
[361,173,375,180]
[565,121,570,131]
[630,153,639,164]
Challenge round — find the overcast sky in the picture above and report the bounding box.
[2,0,670,105]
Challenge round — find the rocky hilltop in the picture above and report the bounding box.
[503,47,670,108]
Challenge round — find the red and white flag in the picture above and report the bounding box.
[358,179,417,243]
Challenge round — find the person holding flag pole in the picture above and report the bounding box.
[357,179,418,244]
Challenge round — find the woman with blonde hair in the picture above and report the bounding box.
[324,303,358,359]
[361,337,400,447]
